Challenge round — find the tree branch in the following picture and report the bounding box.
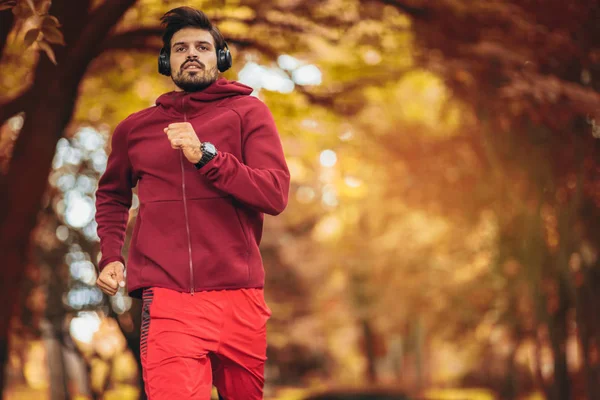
[100,27,281,60]
[101,25,409,113]
[99,9,342,55]
[370,0,430,19]
[0,9,14,57]
[62,0,138,82]
[290,70,411,112]
[0,89,31,126]
[100,26,162,52]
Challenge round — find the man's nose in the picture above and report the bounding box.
[186,47,200,58]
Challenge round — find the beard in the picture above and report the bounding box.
[172,63,219,92]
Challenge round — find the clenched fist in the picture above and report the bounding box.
[96,261,125,296]
[164,122,203,164]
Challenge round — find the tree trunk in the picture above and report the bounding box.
[575,279,600,400]
[547,278,571,400]
[414,316,424,392]
[0,335,7,398]
[113,300,146,400]
[0,0,137,394]
[0,9,14,56]
[501,346,519,400]
[41,318,70,400]
[361,319,378,384]
[534,337,552,400]
[577,314,594,400]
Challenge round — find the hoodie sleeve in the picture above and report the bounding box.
[94,119,136,271]
[198,98,290,216]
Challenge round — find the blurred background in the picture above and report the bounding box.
[0,0,599,399]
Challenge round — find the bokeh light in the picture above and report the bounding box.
[70,312,101,344]
[319,150,337,167]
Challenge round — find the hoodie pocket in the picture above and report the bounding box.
[135,201,190,289]
[187,196,250,289]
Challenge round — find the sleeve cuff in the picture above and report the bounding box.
[196,151,225,176]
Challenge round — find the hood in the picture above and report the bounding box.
[155,78,253,116]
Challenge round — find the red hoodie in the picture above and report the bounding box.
[95,79,290,298]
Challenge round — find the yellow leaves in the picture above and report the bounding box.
[90,358,110,393]
[23,341,47,390]
[103,385,140,400]
[345,19,387,42]
[12,0,63,65]
[522,393,547,400]
[216,20,250,37]
[265,10,340,42]
[110,352,138,383]
[312,214,343,242]
[287,156,309,182]
[41,17,65,46]
[393,71,450,127]
[334,176,367,201]
[211,5,255,20]
[10,0,33,18]
[37,40,56,64]
[357,70,463,138]
[452,251,493,285]
[270,387,310,400]
[384,5,411,28]
[92,317,127,360]
[295,186,317,204]
[312,0,360,23]
[423,388,497,400]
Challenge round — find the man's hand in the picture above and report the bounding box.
[164,122,203,164]
[96,261,125,296]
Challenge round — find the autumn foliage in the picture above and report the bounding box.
[0,0,599,399]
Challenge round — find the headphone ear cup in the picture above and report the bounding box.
[158,48,171,76]
[217,46,232,73]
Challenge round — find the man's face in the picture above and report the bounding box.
[169,27,219,92]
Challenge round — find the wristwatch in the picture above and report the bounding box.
[194,142,218,169]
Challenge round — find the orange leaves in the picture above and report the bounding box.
[40,15,64,45]
[36,39,55,64]
[0,0,17,11]
[7,0,64,65]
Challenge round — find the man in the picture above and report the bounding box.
[94,6,290,399]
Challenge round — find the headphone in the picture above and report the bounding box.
[158,41,232,76]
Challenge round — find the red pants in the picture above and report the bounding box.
[140,287,271,399]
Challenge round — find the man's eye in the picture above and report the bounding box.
[176,47,185,52]
[199,46,208,51]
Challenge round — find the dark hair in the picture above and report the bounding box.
[160,7,226,53]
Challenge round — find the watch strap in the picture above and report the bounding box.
[194,142,217,169]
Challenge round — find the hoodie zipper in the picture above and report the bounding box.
[180,95,194,295]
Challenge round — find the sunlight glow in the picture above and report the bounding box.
[313,215,343,242]
[320,150,337,167]
[64,190,95,228]
[344,176,363,188]
[278,54,301,70]
[70,260,97,286]
[292,65,322,86]
[70,312,101,344]
[67,287,103,310]
[111,292,133,314]
[56,225,69,241]
[238,62,295,94]
[296,186,316,204]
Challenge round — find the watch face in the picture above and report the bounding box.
[203,142,216,155]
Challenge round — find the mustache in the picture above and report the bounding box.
[181,60,205,70]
